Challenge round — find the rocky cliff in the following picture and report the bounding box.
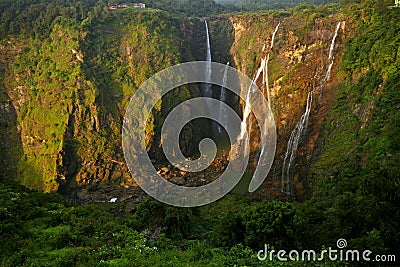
[1,4,398,205]
[0,7,350,198]
[0,10,192,197]
[201,8,352,199]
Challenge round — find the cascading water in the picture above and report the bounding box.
[238,23,280,153]
[320,21,342,92]
[281,21,343,195]
[203,20,213,107]
[217,62,230,133]
[264,23,280,110]
[260,23,280,158]
[270,23,280,50]
[202,20,219,137]
[238,58,265,143]
[281,91,313,194]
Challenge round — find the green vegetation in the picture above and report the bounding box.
[309,0,400,256]
[0,0,399,266]
[0,180,354,266]
[140,0,226,17]
[1,4,191,191]
[13,17,90,191]
[0,0,105,38]
[216,0,340,11]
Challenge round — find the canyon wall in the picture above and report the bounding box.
[0,11,192,197]
[204,9,353,199]
[0,6,371,202]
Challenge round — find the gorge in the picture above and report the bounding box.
[0,5,378,201]
[0,1,399,265]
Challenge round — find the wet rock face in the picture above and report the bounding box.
[0,43,22,180]
[1,12,353,202]
[229,15,351,199]
[0,99,20,179]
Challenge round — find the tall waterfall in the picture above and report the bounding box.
[238,57,264,142]
[281,21,343,195]
[264,23,280,110]
[238,23,280,151]
[270,22,280,50]
[260,23,280,158]
[217,62,230,133]
[203,20,213,103]
[321,21,342,91]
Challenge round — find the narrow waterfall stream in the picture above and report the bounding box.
[237,57,265,153]
[281,21,343,195]
[238,23,280,153]
[259,23,280,158]
[217,62,230,134]
[203,20,213,108]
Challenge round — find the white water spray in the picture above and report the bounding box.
[203,20,213,107]
[238,58,265,141]
[270,23,280,50]
[217,62,230,133]
[264,23,280,109]
[238,23,280,154]
[323,21,341,88]
[281,21,343,194]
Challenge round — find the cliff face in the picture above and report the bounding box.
[0,10,192,195]
[1,5,397,204]
[0,42,21,180]
[203,11,352,199]
[222,5,400,204]
[0,8,350,197]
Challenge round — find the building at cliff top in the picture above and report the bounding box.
[109,3,146,10]
[132,3,146,8]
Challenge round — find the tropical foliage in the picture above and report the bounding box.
[0,0,399,266]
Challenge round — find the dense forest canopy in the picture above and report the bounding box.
[0,0,225,38]
[215,0,340,10]
[0,0,106,38]
[0,0,344,37]
[215,0,339,4]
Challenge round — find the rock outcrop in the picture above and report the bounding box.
[0,8,356,202]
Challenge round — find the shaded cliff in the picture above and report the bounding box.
[0,6,352,197]
[0,9,192,194]
[0,2,398,208]
[0,42,22,180]
[199,7,351,199]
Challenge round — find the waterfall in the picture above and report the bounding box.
[260,23,280,158]
[329,22,341,60]
[238,23,280,152]
[322,21,341,88]
[281,21,342,195]
[270,23,280,50]
[238,58,265,142]
[203,20,213,107]
[281,91,313,194]
[217,62,230,133]
[205,20,212,75]
[263,23,280,110]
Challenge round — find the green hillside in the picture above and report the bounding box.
[0,0,399,266]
